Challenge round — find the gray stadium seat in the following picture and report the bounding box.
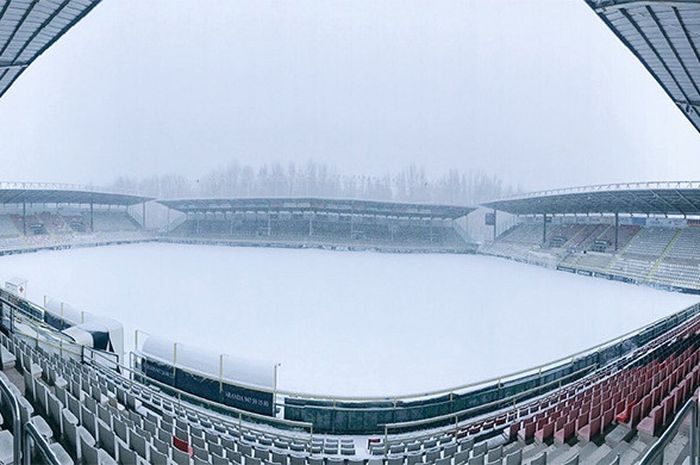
[455,450,470,465]
[117,439,138,465]
[80,434,100,465]
[49,442,75,465]
[487,445,502,462]
[0,430,14,465]
[472,443,486,457]
[149,448,169,465]
[30,415,53,441]
[172,447,190,465]
[504,449,522,465]
[531,452,547,465]
[212,453,230,465]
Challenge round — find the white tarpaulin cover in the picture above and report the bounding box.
[142,335,276,389]
[45,298,124,361]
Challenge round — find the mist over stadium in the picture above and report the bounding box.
[0,1,700,465]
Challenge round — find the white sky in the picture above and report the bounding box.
[0,0,699,191]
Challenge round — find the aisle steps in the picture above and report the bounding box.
[647,229,683,279]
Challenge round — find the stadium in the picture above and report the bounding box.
[0,1,699,465]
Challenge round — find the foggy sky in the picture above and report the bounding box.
[0,0,699,193]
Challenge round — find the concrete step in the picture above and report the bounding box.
[579,442,612,465]
[549,445,581,465]
[604,426,634,449]
[618,444,644,465]
[522,442,549,462]
[595,441,630,465]
[544,444,571,465]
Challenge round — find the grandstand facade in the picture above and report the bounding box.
[159,198,476,253]
[482,182,700,293]
[0,182,153,255]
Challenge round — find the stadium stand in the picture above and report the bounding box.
[1,0,699,462]
[159,198,476,253]
[482,183,700,293]
[1,284,698,464]
[0,184,153,256]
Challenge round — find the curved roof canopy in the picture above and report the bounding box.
[159,198,475,219]
[0,0,102,99]
[0,182,152,205]
[585,0,700,133]
[482,181,700,216]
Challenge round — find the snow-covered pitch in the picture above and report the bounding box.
[1,243,696,396]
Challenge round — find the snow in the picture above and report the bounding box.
[0,242,696,396]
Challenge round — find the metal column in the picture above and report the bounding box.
[90,202,94,232]
[542,213,548,247]
[22,202,26,235]
[614,212,619,252]
[492,209,497,242]
[142,202,147,229]
[691,400,698,465]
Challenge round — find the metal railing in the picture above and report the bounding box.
[2,329,315,440]
[639,396,699,465]
[0,367,22,465]
[0,181,139,197]
[3,274,700,434]
[132,302,700,403]
[23,421,62,465]
[484,180,700,203]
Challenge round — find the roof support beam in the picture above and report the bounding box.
[0,62,28,71]
[592,0,700,13]
[675,190,700,213]
[651,190,685,216]
[645,6,700,99]
[0,0,38,86]
[672,7,700,87]
[11,0,74,65]
[0,1,39,58]
[622,190,657,216]
[618,8,695,111]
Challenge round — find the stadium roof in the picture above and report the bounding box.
[0,0,102,99]
[159,198,475,219]
[584,0,700,133]
[482,181,700,216]
[0,182,152,205]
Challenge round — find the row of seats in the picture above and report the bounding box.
[2,331,365,465]
[2,303,699,465]
[376,311,700,458]
[171,218,468,249]
[0,231,153,255]
[483,223,700,290]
